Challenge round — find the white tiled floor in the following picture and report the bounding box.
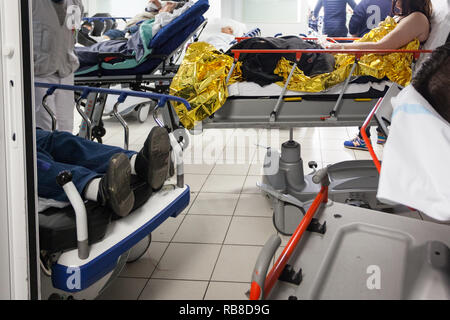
[92,111,444,301]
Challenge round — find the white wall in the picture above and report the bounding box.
[220,0,309,36]
[83,0,148,17]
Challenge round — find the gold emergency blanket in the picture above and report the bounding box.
[169,42,242,130]
[274,16,419,92]
[170,17,419,129]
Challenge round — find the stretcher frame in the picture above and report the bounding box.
[249,100,450,300]
[35,82,192,298]
[174,46,432,131]
[73,19,208,142]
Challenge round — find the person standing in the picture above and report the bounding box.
[314,0,357,37]
[33,0,84,133]
[349,0,392,37]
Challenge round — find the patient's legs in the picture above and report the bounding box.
[36,129,137,174]
[37,149,101,202]
[36,127,171,216]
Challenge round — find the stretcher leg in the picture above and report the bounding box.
[327,61,358,121]
[271,62,298,122]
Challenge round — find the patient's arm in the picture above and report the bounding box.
[328,12,430,50]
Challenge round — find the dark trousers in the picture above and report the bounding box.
[358,126,383,139]
[36,129,136,202]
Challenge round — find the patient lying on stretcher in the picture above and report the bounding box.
[37,127,172,218]
[169,1,434,129]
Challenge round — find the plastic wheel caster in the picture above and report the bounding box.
[136,104,151,123]
[127,234,152,263]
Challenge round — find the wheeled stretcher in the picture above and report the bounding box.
[248,103,450,300]
[73,0,210,141]
[34,83,192,300]
[164,41,433,234]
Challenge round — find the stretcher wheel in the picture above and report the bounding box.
[136,103,151,123]
[127,234,152,263]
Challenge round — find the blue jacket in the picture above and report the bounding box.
[349,0,392,37]
[314,0,357,37]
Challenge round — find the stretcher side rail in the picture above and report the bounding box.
[250,168,331,300]
[35,82,192,149]
[225,48,432,124]
[234,36,361,43]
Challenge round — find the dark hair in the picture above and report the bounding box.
[412,34,450,123]
[392,0,433,20]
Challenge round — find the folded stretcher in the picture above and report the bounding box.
[34,83,192,299]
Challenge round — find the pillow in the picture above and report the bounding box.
[200,18,248,38]
[423,0,450,50]
[414,0,450,69]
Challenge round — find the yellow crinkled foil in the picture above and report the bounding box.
[169,42,241,129]
[275,16,420,93]
[170,17,419,128]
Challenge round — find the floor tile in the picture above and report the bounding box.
[216,146,256,164]
[212,245,263,282]
[184,174,209,192]
[225,217,276,246]
[120,242,169,278]
[152,243,221,281]
[97,278,148,300]
[139,279,208,300]
[320,127,350,140]
[201,175,246,194]
[189,193,240,216]
[184,164,215,175]
[205,282,251,300]
[151,214,186,242]
[321,148,356,163]
[212,163,251,176]
[241,176,262,194]
[248,163,264,176]
[173,215,232,244]
[235,194,273,217]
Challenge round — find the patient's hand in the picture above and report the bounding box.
[326,42,345,49]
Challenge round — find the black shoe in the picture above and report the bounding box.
[135,126,171,191]
[98,153,135,217]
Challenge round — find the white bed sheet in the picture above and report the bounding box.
[228,80,390,97]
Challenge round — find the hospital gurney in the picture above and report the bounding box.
[35,83,192,300]
[74,0,210,141]
[164,43,433,234]
[248,105,450,300]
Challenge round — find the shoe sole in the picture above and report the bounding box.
[147,127,171,191]
[107,153,135,217]
[344,146,369,151]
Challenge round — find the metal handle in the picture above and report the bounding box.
[250,235,282,300]
[169,133,185,188]
[57,171,89,260]
[312,167,330,185]
[42,94,57,131]
[75,97,93,140]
